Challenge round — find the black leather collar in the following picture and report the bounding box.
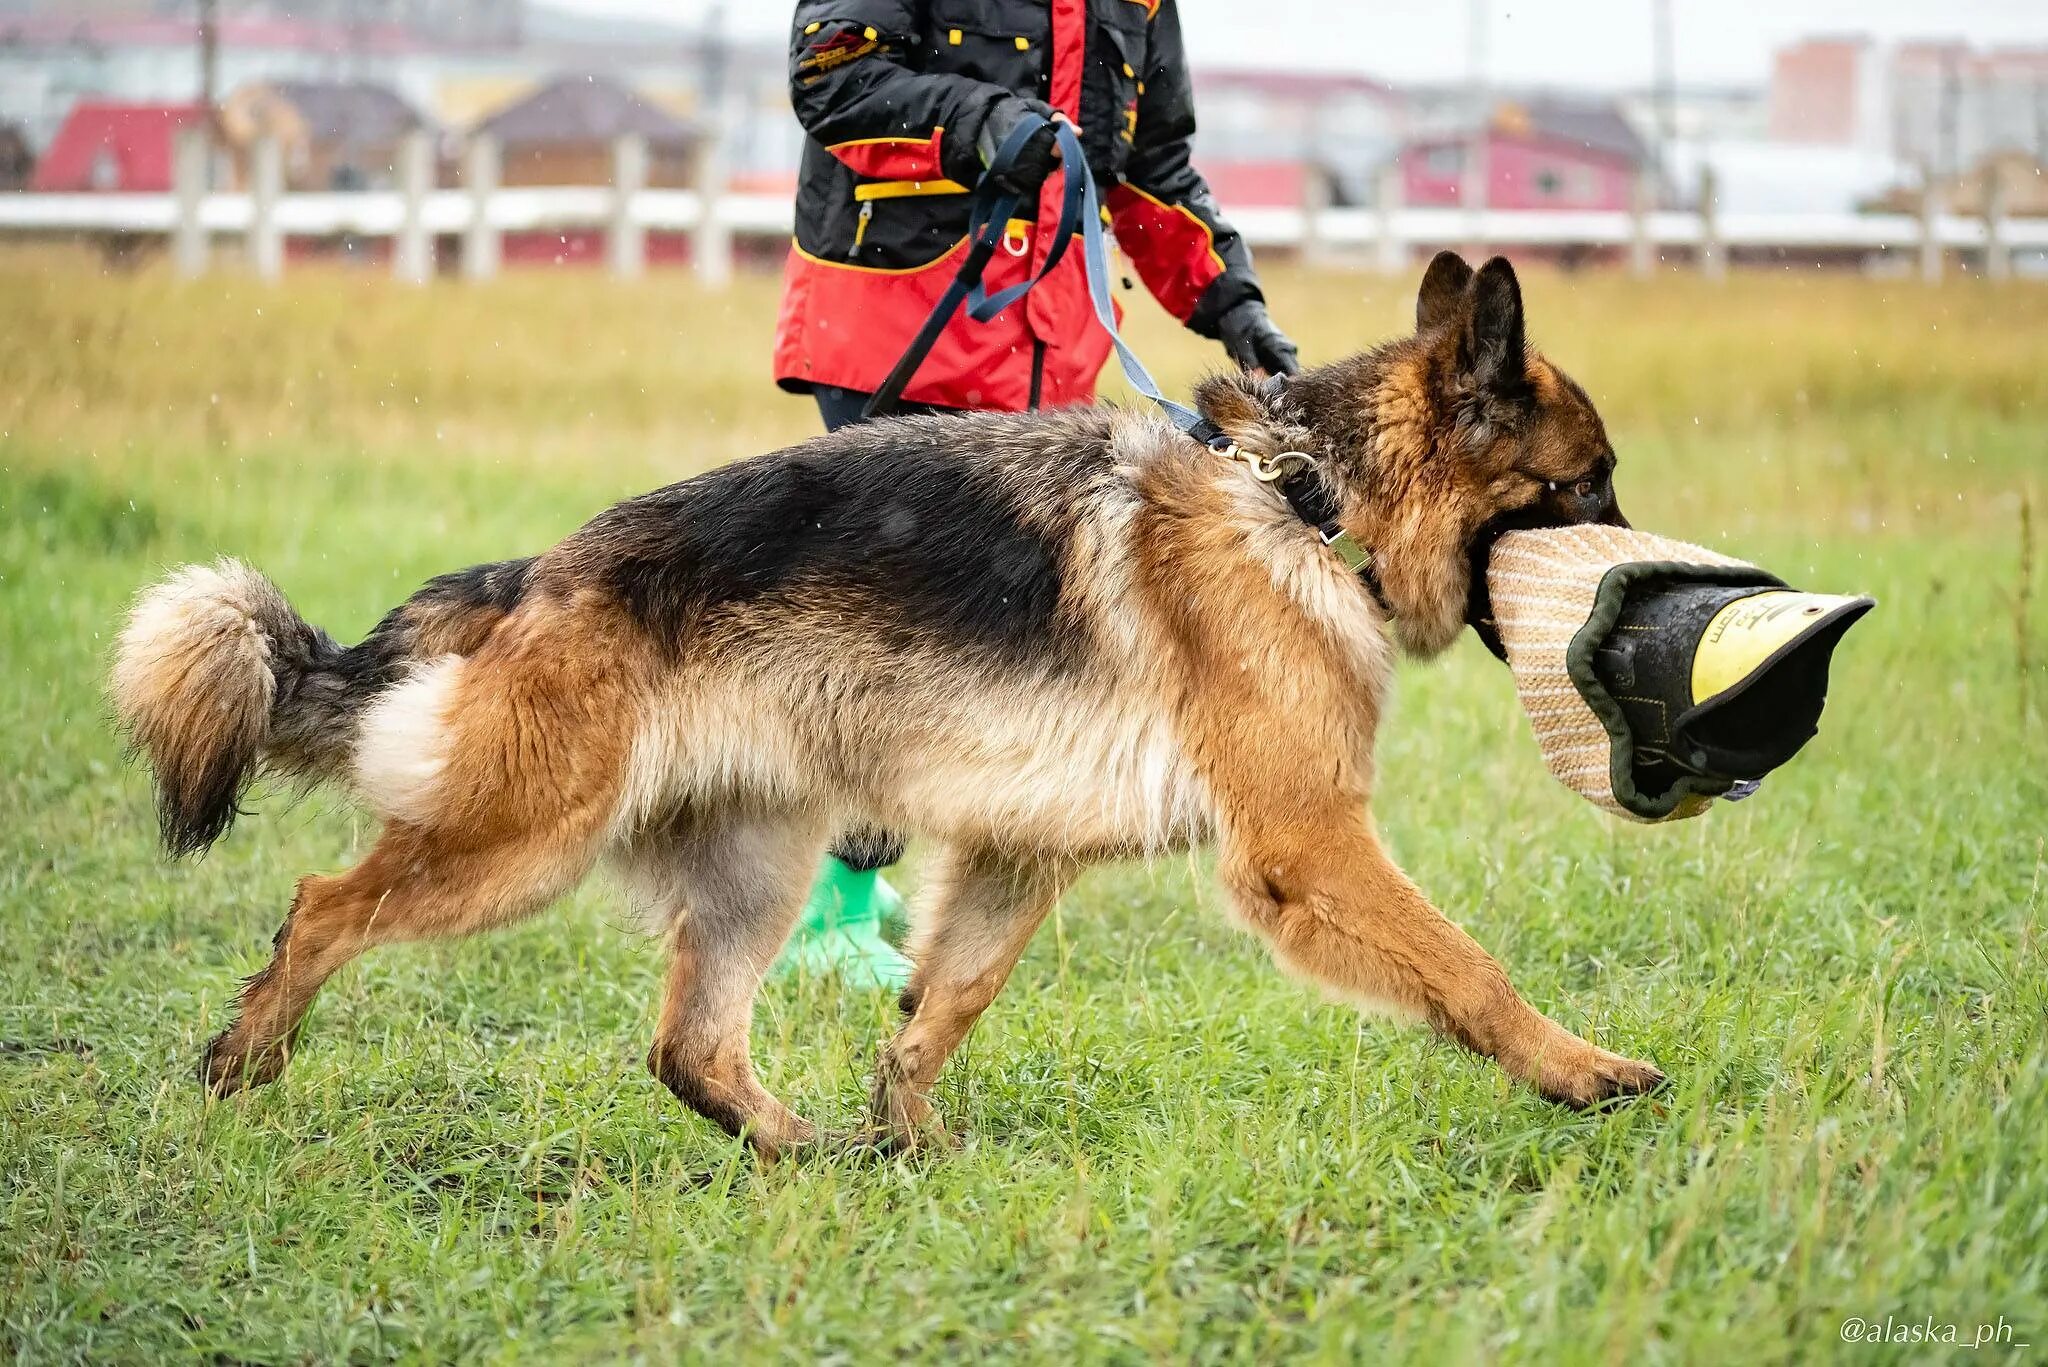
[1186,410,1393,617]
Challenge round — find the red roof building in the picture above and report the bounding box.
[30,101,204,192]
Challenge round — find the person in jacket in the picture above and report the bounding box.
[772,0,1300,984]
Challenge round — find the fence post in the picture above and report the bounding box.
[392,129,434,285]
[462,134,500,282]
[693,117,733,290]
[1697,165,1724,281]
[172,126,209,278]
[1983,170,2010,281]
[609,133,648,280]
[1918,176,1943,284]
[1300,161,1329,267]
[1373,160,1404,275]
[1463,136,1490,262]
[1628,168,1655,278]
[248,134,284,282]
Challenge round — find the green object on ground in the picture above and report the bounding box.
[772,855,912,989]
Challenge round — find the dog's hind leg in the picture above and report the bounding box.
[865,845,1073,1151]
[200,600,638,1095]
[631,806,831,1159]
[199,818,605,1094]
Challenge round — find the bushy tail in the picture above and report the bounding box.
[111,559,366,857]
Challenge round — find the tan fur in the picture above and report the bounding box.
[110,560,285,853]
[869,847,1075,1148]
[112,561,278,781]
[1363,355,1478,656]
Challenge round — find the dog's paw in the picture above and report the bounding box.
[739,1114,820,1163]
[1537,1044,1668,1110]
[196,1030,289,1096]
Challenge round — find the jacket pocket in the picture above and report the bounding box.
[926,0,1050,92]
[842,178,981,269]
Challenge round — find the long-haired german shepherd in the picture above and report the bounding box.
[112,253,1659,1156]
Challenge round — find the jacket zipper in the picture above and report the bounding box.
[850,201,873,258]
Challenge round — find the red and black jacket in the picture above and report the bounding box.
[773,0,1265,412]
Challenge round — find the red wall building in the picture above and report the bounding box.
[1399,99,1645,211]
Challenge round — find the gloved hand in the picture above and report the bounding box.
[1218,299,1300,377]
[973,96,1062,198]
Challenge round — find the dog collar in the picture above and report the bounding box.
[1188,418,1392,615]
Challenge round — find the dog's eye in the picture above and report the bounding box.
[1572,479,1596,498]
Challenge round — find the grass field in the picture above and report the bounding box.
[2,248,2045,1363]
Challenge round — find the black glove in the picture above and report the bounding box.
[973,96,1061,198]
[1217,299,1300,377]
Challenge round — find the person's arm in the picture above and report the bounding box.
[1107,0,1297,373]
[790,0,1045,188]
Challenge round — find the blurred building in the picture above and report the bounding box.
[1614,84,1769,169]
[1767,37,1881,147]
[29,99,200,191]
[0,13,428,149]
[0,1,791,187]
[1769,35,2048,173]
[218,0,522,49]
[1663,139,1906,216]
[1401,97,1647,210]
[0,0,518,45]
[219,78,430,189]
[475,73,701,187]
[1190,69,1402,207]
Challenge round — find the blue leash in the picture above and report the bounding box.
[862,115,1219,445]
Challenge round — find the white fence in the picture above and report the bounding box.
[6,129,2042,284]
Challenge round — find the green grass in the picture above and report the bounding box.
[2,249,2046,1362]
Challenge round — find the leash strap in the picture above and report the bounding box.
[964,121,1086,321]
[1064,121,1220,444]
[863,114,1221,444]
[861,117,1038,420]
[857,114,1384,607]
[1069,153,1384,603]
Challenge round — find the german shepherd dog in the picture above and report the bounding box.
[112,253,1658,1156]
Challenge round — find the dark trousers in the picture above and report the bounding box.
[813,384,953,432]
[814,386,949,870]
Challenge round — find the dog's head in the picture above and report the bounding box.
[1251,251,1625,656]
[1406,251,1629,657]
[1413,250,1626,536]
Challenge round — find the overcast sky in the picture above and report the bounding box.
[551,0,2048,89]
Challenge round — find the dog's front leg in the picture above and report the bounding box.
[1218,809,1665,1107]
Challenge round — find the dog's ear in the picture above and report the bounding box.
[1415,250,1475,333]
[1459,256,1529,402]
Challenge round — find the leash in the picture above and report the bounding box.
[861,116,1085,421]
[861,114,1384,606]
